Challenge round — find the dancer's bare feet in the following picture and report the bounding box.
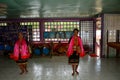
[24,69,28,74]
[75,71,79,75]
[20,71,24,75]
[25,70,28,73]
[72,72,75,76]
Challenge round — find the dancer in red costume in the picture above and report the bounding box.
[67,28,85,76]
[10,32,30,75]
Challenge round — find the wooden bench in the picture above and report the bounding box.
[107,42,120,58]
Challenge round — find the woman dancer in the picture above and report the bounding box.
[67,28,85,76]
[10,32,30,75]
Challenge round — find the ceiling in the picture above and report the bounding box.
[0,0,120,18]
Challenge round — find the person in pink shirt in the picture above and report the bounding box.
[67,28,85,76]
[10,32,30,75]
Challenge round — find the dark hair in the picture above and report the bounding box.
[18,32,23,35]
[73,28,79,33]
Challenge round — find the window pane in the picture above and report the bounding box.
[44,21,80,42]
[20,22,40,42]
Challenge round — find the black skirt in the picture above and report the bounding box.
[16,54,28,64]
[16,59,27,64]
[68,51,79,64]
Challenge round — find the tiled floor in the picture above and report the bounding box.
[0,55,120,80]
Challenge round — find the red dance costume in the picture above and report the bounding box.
[67,36,85,64]
[10,39,30,62]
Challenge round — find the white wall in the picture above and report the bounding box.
[102,14,120,57]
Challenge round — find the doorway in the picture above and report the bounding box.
[96,17,101,57]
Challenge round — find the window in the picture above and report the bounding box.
[0,22,7,43]
[20,22,40,41]
[80,21,94,52]
[0,23,7,26]
[44,21,80,42]
[108,30,116,42]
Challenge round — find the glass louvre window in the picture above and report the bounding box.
[80,21,94,52]
[20,22,40,41]
[108,30,116,42]
[81,21,93,44]
[44,21,80,42]
[0,23,7,26]
[0,23,7,43]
